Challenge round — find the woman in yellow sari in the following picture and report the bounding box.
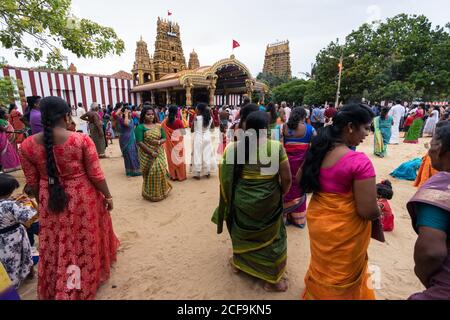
[300,104,381,300]
[135,107,172,202]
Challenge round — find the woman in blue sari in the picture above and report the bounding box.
[118,107,142,177]
[374,107,394,158]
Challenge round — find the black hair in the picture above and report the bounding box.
[168,105,178,125]
[140,106,157,124]
[396,100,402,105]
[238,104,259,129]
[196,103,211,128]
[8,104,17,114]
[380,107,389,120]
[40,96,71,213]
[0,109,6,120]
[435,121,450,155]
[265,103,277,124]
[287,107,307,130]
[300,104,375,193]
[0,173,20,197]
[232,111,269,194]
[242,97,251,107]
[376,180,393,200]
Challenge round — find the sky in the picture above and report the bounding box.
[1,0,449,78]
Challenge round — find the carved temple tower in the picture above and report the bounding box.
[132,37,155,85]
[153,17,186,80]
[188,49,200,70]
[263,40,292,79]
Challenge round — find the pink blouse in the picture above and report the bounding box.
[319,151,376,194]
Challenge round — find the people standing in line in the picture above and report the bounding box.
[0,109,21,173]
[282,107,316,228]
[161,105,187,182]
[192,103,214,180]
[212,111,292,292]
[388,100,406,145]
[117,106,141,177]
[423,106,440,137]
[80,103,107,158]
[404,103,426,144]
[7,104,26,144]
[19,96,119,300]
[300,104,380,300]
[407,121,450,300]
[374,107,394,158]
[135,107,172,202]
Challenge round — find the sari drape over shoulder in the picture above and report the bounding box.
[212,141,288,284]
[162,119,187,181]
[414,154,438,188]
[304,192,375,300]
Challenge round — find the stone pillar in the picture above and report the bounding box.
[245,79,254,102]
[150,91,155,105]
[166,90,171,105]
[208,75,218,106]
[185,86,193,107]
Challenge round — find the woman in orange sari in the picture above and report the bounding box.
[162,106,187,181]
[300,104,381,300]
[414,154,438,188]
[8,104,26,144]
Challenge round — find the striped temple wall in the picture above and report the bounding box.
[0,66,141,113]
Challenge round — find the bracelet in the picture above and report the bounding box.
[105,197,113,201]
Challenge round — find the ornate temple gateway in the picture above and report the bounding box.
[131,18,268,106]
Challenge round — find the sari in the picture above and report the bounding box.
[283,124,314,227]
[407,172,450,300]
[119,118,141,177]
[414,154,438,188]
[8,110,25,144]
[212,140,288,284]
[161,119,187,181]
[0,119,21,172]
[374,116,393,157]
[304,192,375,300]
[136,124,172,202]
[404,110,424,144]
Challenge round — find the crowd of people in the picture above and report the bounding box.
[0,94,449,300]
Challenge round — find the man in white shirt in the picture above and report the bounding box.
[388,100,406,144]
[73,103,88,134]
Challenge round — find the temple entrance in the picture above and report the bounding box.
[213,63,250,106]
[192,89,208,105]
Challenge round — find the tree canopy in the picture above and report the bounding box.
[0,0,125,69]
[311,14,450,103]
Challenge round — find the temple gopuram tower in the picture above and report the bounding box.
[153,17,186,80]
[188,49,200,70]
[132,37,155,85]
[263,40,292,79]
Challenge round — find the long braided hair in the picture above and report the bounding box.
[40,96,71,213]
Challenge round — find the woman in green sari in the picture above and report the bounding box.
[374,107,394,158]
[404,104,425,144]
[135,107,172,202]
[212,111,292,292]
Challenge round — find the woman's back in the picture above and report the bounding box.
[284,123,314,144]
[20,133,104,182]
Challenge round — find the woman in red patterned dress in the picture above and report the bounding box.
[19,97,119,300]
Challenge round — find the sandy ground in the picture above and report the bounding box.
[14,130,429,300]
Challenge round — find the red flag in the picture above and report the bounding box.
[168,10,172,16]
[232,40,240,49]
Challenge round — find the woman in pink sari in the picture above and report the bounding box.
[0,109,21,173]
[282,107,316,228]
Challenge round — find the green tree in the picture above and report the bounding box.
[0,0,125,103]
[272,79,316,105]
[313,14,450,103]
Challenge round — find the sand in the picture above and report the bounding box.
[15,130,429,300]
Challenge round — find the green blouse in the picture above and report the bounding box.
[134,124,166,143]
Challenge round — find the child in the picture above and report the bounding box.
[12,185,39,250]
[105,119,114,145]
[0,174,37,288]
[377,180,394,232]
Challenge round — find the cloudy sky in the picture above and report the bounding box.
[2,0,449,77]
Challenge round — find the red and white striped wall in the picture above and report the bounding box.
[214,94,242,106]
[0,66,141,113]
